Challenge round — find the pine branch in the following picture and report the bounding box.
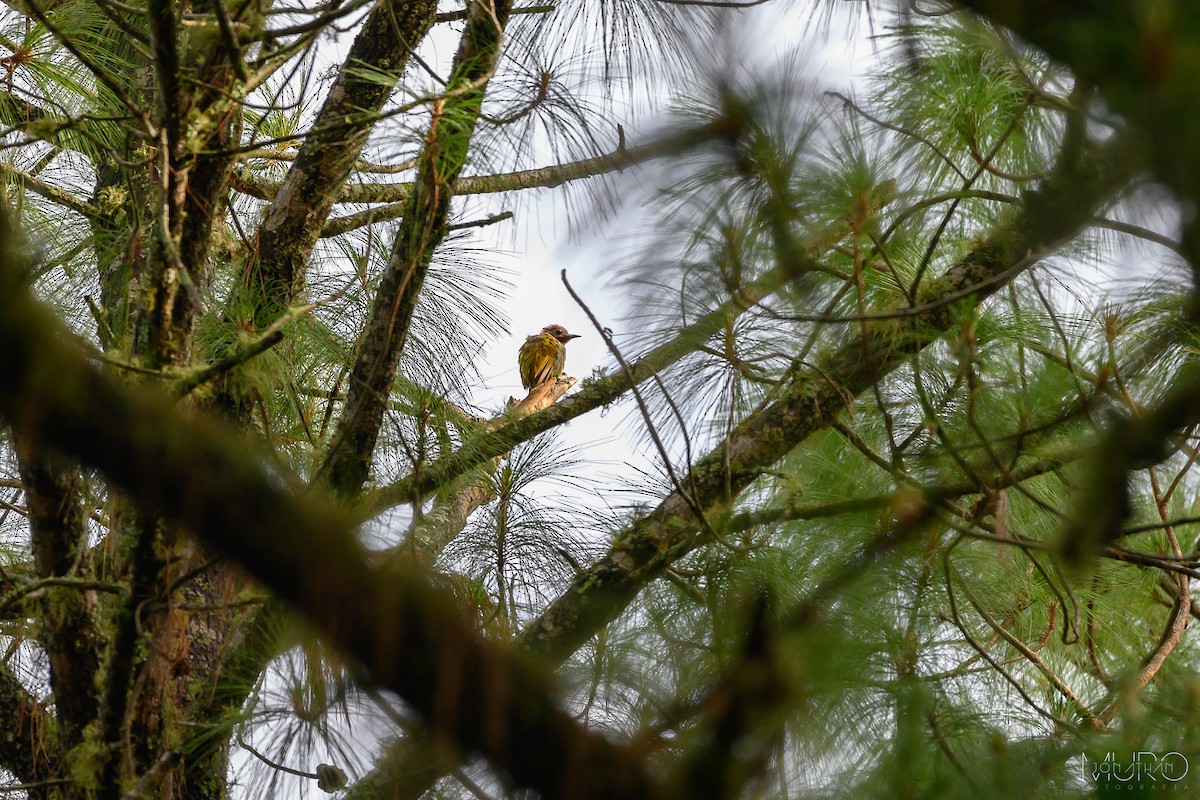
[0,216,667,800]
[325,123,729,234]
[722,450,1076,534]
[345,117,1142,800]
[956,1,1200,204]
[147,0,181,155]
[436,2,551,21]
[519,131,1140,663]
[401,376,577,563]
[0,161,102,219]
[119,750,180,800]
[343,730,455,800]
[232,120,730,204]
[367,263,791,513]
[0,206,676,800]
[175,331,284,396]
[169,0,271,324]
[232,122,732,237]
[242,0,440,325]
[320,0,517,497]
[21,0,149,128]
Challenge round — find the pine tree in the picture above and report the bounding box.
[0,2,1198,799]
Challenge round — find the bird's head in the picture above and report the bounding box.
[541,324,581,343]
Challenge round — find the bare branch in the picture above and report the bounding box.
[229,122,730,235]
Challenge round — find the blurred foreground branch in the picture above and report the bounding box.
[0,221,664,800]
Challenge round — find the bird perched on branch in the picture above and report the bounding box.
[519,324,580,390]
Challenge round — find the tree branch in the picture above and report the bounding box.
[13,435,100,753]
[0,161,102,219]
[368,264,789,513]
[320,0,517,497]
[0,217,666,800]
[232,121,731,205]
[242,0,440,325]
[519,132,1140,663]
[346,113,1143,800]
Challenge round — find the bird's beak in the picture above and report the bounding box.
[566,334,581,340]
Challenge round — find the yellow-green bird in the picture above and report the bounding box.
[519,324,580,390]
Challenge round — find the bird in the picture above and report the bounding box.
[518,324,580,390]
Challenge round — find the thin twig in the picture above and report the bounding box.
[562,270,722,544]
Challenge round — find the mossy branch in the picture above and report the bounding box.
[242,0,440,324]
[320,0,518,497]
[0,216,667,800]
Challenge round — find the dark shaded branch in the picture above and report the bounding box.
[1060,364,1200,562]
[96,514,162,798]
[141,0,269,367]
[212,0,252,84]
[142,0,200,369]
[13,436,100,753]
[0,661,56,788]
[170,0,272,339]
[0,221,665,800]
[147,0,182,156]
[672,591,786,800]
